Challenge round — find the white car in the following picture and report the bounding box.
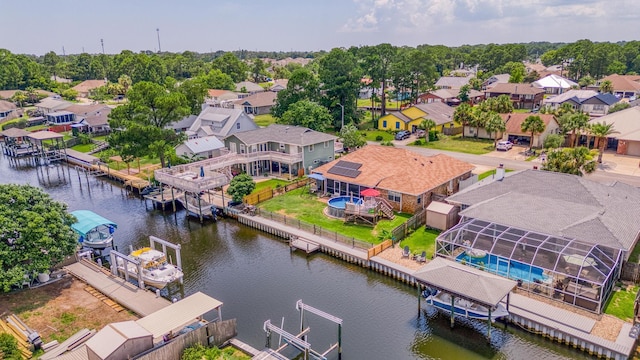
[496,141,513,151]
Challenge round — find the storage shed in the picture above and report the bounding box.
[426,201,458,230]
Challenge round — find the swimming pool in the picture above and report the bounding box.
[456,252,551,284]
[327,196,363,218]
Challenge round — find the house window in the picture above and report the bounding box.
[525,94,533,100]
[593,104,604,111]
[383,120,387,128]
[388,191,401,202]
[395,122,400,129]
[308,144,314,152]
[324,141,329,148]
[240,144,245,154]
[236,123,240,130]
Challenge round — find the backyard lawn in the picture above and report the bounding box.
[362,130,395,142]
[399,228,440,259]
[253,178,290,192]
[411,134,494,155]
[604,285,637,321]
[71,143,93,153]
[254,114,276,127]
[257,188,410,243]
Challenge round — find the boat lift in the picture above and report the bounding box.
[262,300,342,360]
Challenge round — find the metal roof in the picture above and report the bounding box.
[85,321,151,359]
[71,210,117,236]
[181,136,225,154]
[136,292,222,340]
[413,257,516,307]
[0,127,30,138]
[228,124,337,146]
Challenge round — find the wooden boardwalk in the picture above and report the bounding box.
[65,261,171,317]
[289,237,320,254]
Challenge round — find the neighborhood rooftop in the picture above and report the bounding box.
[229,124,337,146]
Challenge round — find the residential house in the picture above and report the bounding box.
[36,97,72,114]
[175,136,226,160]
[235,81,265,94]
[187,107,258,140]
[224,124,337,177]
[72,79,107,98]
[434,75,472,90]
[590,74,640,99]
[485,83,545,110]
[589,106,640,156]
[46,111,75,125]
[543,90,619,116]
[73,107,112,134]
[234,91,277,115]
[378,102,455,133]
[205,89,238,109]
[532,74,578,94]
[0,100,18,121]
[0,89,56,101]
[312,145,474,213]
[441,169,640,312]
[270,79,288,92]
[482,74,510,90]
[502,113,559,147]
[418,88,484,106]
[170,115,198,133]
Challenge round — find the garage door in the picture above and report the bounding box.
[627,141,640,156]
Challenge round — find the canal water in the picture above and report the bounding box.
[0,160,591,360]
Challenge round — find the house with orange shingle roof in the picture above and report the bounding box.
[501,113,559,147]
[312,145,474,213]
[589,74,640,99]
[71,79,107,98]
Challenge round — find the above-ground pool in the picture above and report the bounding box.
[456,252,551,284]
[327,196,363,218]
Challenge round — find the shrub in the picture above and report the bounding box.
[380,140,394,146]
[0,333,20,359]
[429,130,439,141]
[375,135,383,141]
[414,139,423,145]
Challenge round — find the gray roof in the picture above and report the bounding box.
[413,257,516,307]
[447,170,640,252]
[234,91,276,107]
[589,106,640,141]
[0,99,17,112]
[37,97,71,111]
[544,90,599,105]
[190,107,249,138]
[435,76,472,89]
[229,124,337,146]
[47,110,74,116]
[235,81,264,93]
[0,127,30,138]
[414,102,455,125]
[170,115,198,131]
[80,107,111,127]
[181,136,225,153]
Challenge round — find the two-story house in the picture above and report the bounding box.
[187,107,259,140]
[224,124,337,177]
[485,83,545,110]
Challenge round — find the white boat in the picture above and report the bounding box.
[118,247,183,289]
[422,288,509,321]
[70,210,117,249]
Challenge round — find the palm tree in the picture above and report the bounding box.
[495,94,514,113]
[470,108,487,139]
[542,147,597,176]
[521,115,546,150]
[599,80,613,94]
[419,118,436,143]
[453,102,474,138]
[590,122,618,163]
[11,91,27,108]
[484,112,506,148]
[567,112,590,147]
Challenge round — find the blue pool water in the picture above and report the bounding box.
[327,196,363,209]
[456,252,550,284]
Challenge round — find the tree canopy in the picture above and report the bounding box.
[542,147,597,176]
[277,100,333,132]
[0,184,77,292]
[227,173,256,203]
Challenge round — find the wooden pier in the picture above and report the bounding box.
[289,236,320,254]
[65,260,171,317]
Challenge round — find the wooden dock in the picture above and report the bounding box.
[289,236,320,254]
[65,260,171,317]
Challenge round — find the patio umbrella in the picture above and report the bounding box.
[200,166,205,178]
[360,188,380,197]
[563,254,597,267]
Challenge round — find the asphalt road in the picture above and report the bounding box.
[392,144,640,187]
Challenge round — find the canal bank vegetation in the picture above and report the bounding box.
[257,187,410,244]
[181,344,250,360]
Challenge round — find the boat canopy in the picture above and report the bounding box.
[70,210,117,235]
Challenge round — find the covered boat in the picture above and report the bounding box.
[117,247,183,289]
[422,288,509,321]
[70,210,117,249]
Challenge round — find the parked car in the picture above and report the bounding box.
[496,140,513,151]
[415,129,426,138]
[395,130,411,140]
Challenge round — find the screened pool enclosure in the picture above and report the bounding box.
[436,218,623,313]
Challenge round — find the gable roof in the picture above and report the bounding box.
[425,88,483,100]
[435,76,471,89]
[228,124,336,146]
[71,79,106,93]
[446,169,640,251]
[533,74,578,89]
[313,145,474,196]
[501,113,556,135]
[235,91,277,107]
[207,89,234,98]
[381,111,412,124]
[596,74,640,93]
[37,97,72,111]
[589,106,640,141]
[413,102,455,125]
[64,103,110,116]
[170,115,198,131]
[85,321,151,359]
[487,83,545,95]
[0,99,17,112]
[0,127,30,138]
[190,107,254,138]
[0,89,56,100]
[80,107,111,127]
[235,81,264,93]
[544,90,598,105]
[180,135,225,153]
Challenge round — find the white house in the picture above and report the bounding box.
[187,107,259,140]
[175,136,226,159]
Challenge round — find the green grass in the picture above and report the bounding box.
[362,130,395,142]
[513,109,532,113]
[254,114,276,127]
[25,124,48,131]
[628,242,640,263]
[477,168,514,180]
[253,179,289,192]
[258,188,410,243]
[604,285,637,321]
[411,135,494,155]
[356,98,400,109]
[71,143,93,153]
[399,228,440,258]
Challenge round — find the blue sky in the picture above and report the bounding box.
[2,0,637,55]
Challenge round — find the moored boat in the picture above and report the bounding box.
[117,247,183,289]
[70,210,117,249]
[421,288,509,321]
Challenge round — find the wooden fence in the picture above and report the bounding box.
[620,262,640,283]
[391,209,426,244]
[442,127,463,136]
[244,178,310,205]
[367,239,392,258]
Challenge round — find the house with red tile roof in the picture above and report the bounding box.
[312,145,474,213]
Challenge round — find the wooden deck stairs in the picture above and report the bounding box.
[377,198,395,219]
[84,286,125,312]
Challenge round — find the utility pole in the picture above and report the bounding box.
[62,46,66,56]
[100,39,105,54]
[156,28,161,53]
